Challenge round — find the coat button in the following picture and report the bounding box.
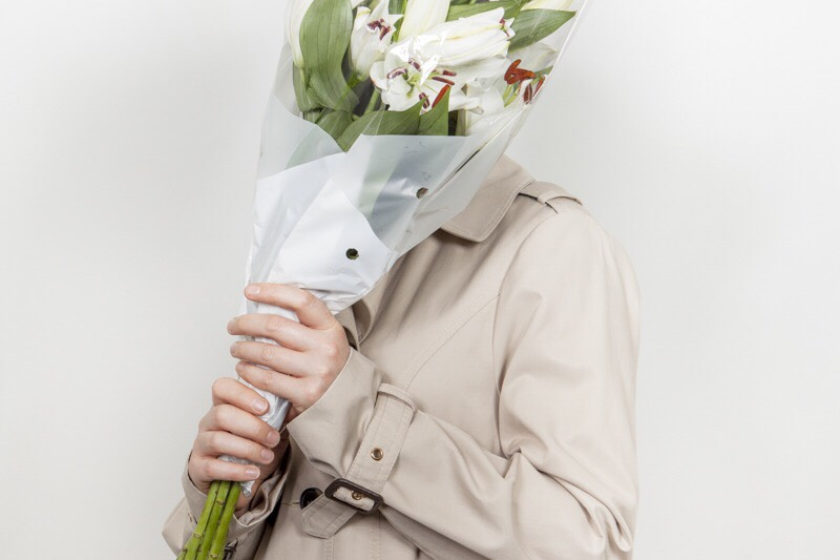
[300,487,322,509]
[370,447,384,461]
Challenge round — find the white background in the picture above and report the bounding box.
[1,1,838,558]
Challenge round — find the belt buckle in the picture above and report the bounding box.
[324,478,383,514]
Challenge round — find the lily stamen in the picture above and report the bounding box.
[500,18,512,38]
[432,84,451,107]
[505,59,537,85]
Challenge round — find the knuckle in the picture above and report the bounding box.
[240,363,261,384]
[297,290,315,309]
[261,345,276,362]
[303,381,321,405]
[322,342,339,360]
[211,377,227,397]
[266,316,284,332]
[207,431,223,452]
[194,432,207,452]
[315,362,332,378]
[215,404,233,426]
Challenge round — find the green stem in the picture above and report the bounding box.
[392,0,408,41]
[208,483,242,560]
[455,108,466,136]
[364,89,381,115]
[347,74,363,89]
[196,481,231,560]
[182,480,221,560]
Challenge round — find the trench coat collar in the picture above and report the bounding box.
[438,154,535,243]
[337,154,532,347]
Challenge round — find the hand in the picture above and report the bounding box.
[226,283,351,422]
[188,378,288,513]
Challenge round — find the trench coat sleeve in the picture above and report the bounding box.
[287,202,640,559]
[161,447,291,559]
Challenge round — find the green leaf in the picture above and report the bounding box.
[293,65,319,112]
[388,0,406,14]
[299,0,357,111]
[418,88,450,136]
[303,109,323,122]
[447,0,521,21]
[509,9,575,50]
[337,103,422,151]
[316,109,354,141]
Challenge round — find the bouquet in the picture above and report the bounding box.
[176,0,585,558]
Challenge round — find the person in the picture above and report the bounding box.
[162,154,640,559]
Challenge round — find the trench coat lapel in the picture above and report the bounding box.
[336,155,533,347]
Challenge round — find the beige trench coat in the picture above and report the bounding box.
[162,155,640,559]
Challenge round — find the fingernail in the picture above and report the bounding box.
[246,285,260,296]
[260,449,274,462]
[267,431,281,446]
[252,398,267,413]
[246,467,260,479]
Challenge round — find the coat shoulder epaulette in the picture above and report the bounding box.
[518,180,582,211]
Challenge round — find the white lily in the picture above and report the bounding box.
[370,9,513,113]
[521,0,574,10]
[462,85,511,136]
[350,1,402,78]
[398,0,449,40]
[465,42,560,135]
[411,8,514,67]
[286,0,315,66]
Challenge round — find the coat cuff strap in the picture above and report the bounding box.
[300,381,416,538]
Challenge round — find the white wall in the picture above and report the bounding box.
[1,1,838,558]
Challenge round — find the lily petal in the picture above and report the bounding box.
[399,0,449,40]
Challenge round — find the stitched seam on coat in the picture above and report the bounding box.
[490,204,561,425]
[402,294,500,392]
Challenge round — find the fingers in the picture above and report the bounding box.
[211,377,269,414]
[236,361,324,411]
[226,313,312,351]
[229,340,312,377]
[196,430,275,466]
[189,455,262,487]
[244,284,335,330]
[199,403,281,449]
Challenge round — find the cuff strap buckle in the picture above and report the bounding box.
[324,478,383,514]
